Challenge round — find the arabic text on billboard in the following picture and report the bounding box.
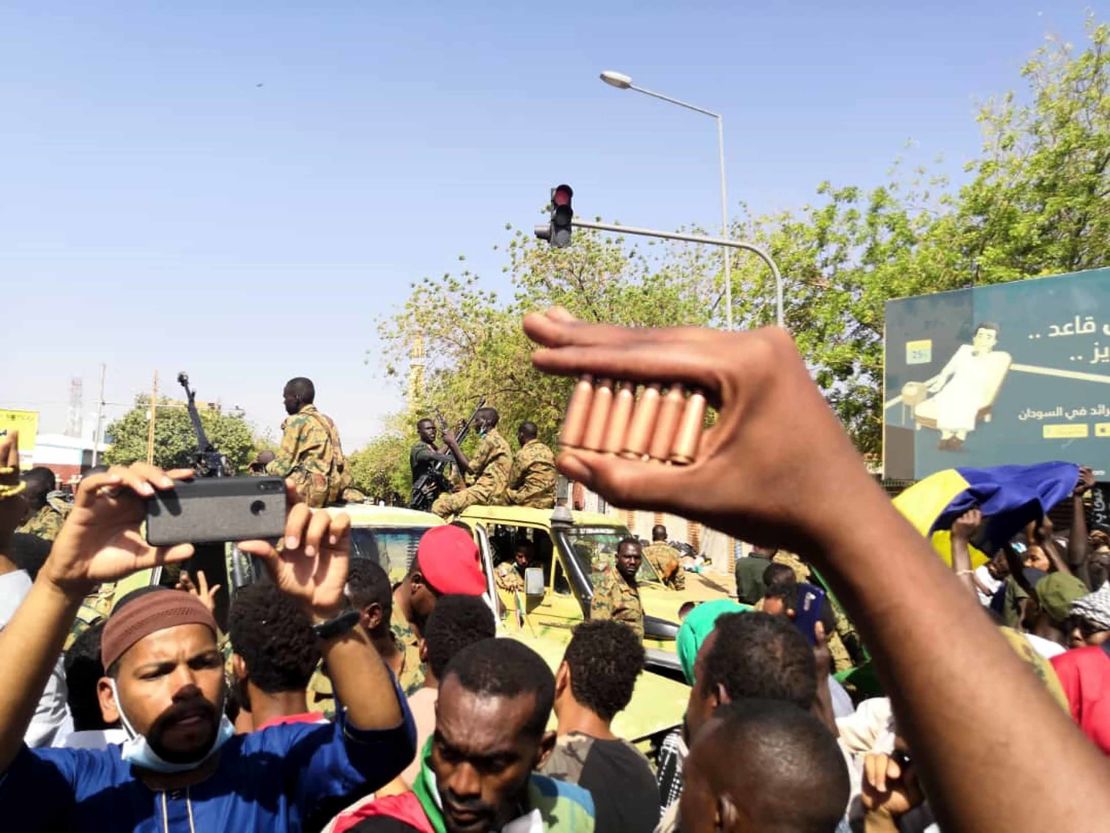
[883,268,1110,480]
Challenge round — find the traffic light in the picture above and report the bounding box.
[534,184,574,248]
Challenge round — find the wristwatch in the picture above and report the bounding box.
[312,609,361,641]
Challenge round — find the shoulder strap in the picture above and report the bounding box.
[305,411,346,466]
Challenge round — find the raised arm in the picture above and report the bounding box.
[239,489,403,732]
[523,308,1110,833]
[1068,467,1094,587]
[949,507,982,598]
[0,456,193,773]
[1034,515,1073,577]
[440,430,474,475]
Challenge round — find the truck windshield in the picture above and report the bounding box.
[350,527,429,583]
[562,526,663,587]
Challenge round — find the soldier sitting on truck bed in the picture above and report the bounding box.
[506,422,556,509]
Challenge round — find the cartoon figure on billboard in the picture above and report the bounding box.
[904,323,1012,451]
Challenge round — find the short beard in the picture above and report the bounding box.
[145,698,221,764]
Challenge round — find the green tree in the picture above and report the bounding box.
[347,423,413,502]
[103,397,257,472]
[727,177,962,455]
[957,19,1110,281]
[379,225,717,444]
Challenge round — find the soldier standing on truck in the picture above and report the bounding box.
[260,377,350,508]
[505,422,556,510]
[431,407,511,518]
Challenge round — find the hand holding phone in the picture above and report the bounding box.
[145,476,287,546]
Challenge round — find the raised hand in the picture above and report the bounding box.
[524,307,873,553]
[238,481,351,621]
[176,569,221,617]
[951,507,982,542]
[43,463,195,596]
[0,432,26,546]
[1074,466,1096,497]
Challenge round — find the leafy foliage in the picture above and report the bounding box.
[347,419,413,502]
[956,20,1110,280]
[103,397,257,472]
[378,225,717,444]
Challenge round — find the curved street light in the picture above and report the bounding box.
[598,70,741,328]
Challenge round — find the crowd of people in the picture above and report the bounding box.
[1,309,1108,832]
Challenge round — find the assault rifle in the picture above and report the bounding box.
[177,372,230,477]
[409,397,486,511]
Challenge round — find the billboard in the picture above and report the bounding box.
[0,409,38,457]
[883,267,1110,480]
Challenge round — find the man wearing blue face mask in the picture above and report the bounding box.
[431,407,512,518]
[0,459,415,832]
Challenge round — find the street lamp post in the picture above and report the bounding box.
[600,71,742,329]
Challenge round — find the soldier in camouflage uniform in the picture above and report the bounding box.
[16,467,66,541]
[66,583,116,651]
[590,537,645,639]
[642,524,686,590]
[494,542,536,594]
[261,377,351,508]
[388,604,427,695]
[307,561,427,715]
[505,422,556,509]
[773,550,812,582]
[431,407,511,518]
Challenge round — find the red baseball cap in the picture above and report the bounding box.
[416,526,486,596]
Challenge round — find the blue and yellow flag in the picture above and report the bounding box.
[892,462,1078,567]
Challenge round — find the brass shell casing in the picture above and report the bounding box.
[648,385,686,461]
[621,384,661,459]
[669,390,707,465]
[559,374,595,450]
[581,378,614,451]
[601,382,636,454]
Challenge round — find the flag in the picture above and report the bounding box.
[892,462,1078,567]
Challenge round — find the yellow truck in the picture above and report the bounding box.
[453,504,730,679]
[334,504,693,745]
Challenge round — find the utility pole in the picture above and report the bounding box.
[146,371,158,465]
[91,364,106,467]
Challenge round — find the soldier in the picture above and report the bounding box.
[590,537,645,639]
[260,377,351,508]
[430,407,511,518]
[389,526,488,694]
[505,422,556,509]
[16,467,66,541]
[409,418,454,510]
[642,524,686,590]
[494,542,536,594]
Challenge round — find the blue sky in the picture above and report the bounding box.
[2,1,1104,449]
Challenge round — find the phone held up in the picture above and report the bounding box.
[145,476,286,547]
[793,582,827,647]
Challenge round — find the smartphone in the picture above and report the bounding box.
[793,582,826,646]
[146,476,286,546]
